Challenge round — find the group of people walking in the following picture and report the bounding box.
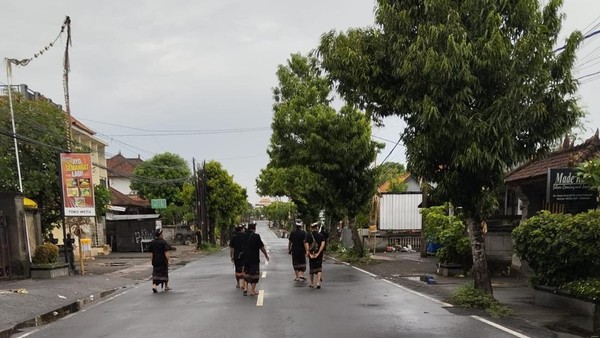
[148,220,327,295]
[229,222,270,296]
[288,222,327,288]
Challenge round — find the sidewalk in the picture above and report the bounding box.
[0,245,595,337]
[0,245,204,337]
[363,251,595,338]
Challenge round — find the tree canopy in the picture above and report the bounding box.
[258,53,382,252]
[204,160,248,245]
[319,0,583,294]
[130,152,191,223]
[0,94,69,232]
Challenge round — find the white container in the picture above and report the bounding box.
[378,193,423,230]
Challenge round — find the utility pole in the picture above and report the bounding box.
[198,161,209,243]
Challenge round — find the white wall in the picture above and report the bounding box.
[379,193,423,230]
[109,177,132,195]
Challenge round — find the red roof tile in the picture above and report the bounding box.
[505,133,600,183]
[109,187,149,207]
[107,153,144,177]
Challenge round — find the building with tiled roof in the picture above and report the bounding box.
[109,187,151,213]
[107,152,144,195]
[504,132,600,217]
[255,196,273,208]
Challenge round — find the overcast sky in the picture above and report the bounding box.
[2,1,599,204]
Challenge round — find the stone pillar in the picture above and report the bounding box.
[0,192,30,276]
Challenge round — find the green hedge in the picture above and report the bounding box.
[512,210,600,286]
[421,204,470,264]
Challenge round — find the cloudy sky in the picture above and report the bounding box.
[2,1,599,204]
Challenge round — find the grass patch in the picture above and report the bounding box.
[199,243,221,254]
[448,283,513,318]
[335,246,372,264]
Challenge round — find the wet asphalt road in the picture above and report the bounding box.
[14,221,551,338]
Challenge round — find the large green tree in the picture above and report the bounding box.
[319,0,583,294]
[257,53,382,253]
[204,161,248,245]
[0,94,69,233]
[130,152,191,223]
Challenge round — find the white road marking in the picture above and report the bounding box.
[262,271,267,278]
[471,315,530,338]
[256,290,265,307]
[351,263,454,308]
[381,278,453,307]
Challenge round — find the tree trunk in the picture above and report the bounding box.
[349,218,364,257]
[466,217,493,295]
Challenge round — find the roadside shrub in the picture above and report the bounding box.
[32,243,59,264]
[328,239,341,252]
[449,284,513,318]
[512,210,600,286]
[558,278,600,301]
[421,204,470,264]
[338,245,371,264]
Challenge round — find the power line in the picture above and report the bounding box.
[379,137,402,166]
[554,29,600,52]
[578,70,600,81]
[105,127,270,137]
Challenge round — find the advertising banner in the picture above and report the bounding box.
[60,153,96,216]
[546,168,596,203]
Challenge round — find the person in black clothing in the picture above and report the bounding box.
[288,222,307,281]
[242,222,269,296]
[65,234,75,271]
[305,222,325,289]
[319,225,329,252]
[147,228,173,293]
[229,226,247,290]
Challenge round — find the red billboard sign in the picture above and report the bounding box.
[60,153,96,216]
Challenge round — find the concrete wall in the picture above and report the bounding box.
[0,192,30,276]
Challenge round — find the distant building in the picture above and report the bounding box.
[106,152,144,195]
[255,196,273,208]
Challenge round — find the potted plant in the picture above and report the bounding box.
[30,242,69,279]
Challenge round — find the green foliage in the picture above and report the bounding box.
[374,162,406,188]
[513,210,600,286]
[262,201,296,228]
[0,95,69,233]
[449,284,513,318]
[319,0,583,293]
[576,158,600,193]
[387,177,408,193]
[205,161,248,241]
[94,185,111,217]
[130,152,191,224]
[199,242,221,254]
[327,239,341,252]
[131,152,191,205]
[558,278,600,301]
[32,242,59,264]
[257,53,383,225]
[337,244,371,264]
[421,204,470,264]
